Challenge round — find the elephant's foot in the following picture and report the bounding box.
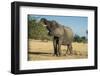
[53,53,61,57]
[64,52,73,56]
[53,53,58,56]
[68,52,73,55]
[64,54,67,56]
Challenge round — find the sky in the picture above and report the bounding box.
[29,15,88,37]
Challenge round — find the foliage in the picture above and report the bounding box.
[28,17,52,41]
[73,34,87,43]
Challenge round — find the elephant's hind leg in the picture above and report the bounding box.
[64,46,69,56]
[65,44,73,55]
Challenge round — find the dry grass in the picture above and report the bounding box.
[28,39,88,61]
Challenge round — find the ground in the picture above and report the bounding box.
[28,39,88,61]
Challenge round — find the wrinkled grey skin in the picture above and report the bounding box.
[40,18,73,56]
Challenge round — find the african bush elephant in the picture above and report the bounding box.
[40,18,74,56]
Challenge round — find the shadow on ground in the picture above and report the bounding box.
[28,51,52,55]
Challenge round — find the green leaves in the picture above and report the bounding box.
[74,34,87,43]
[28,17,52,41]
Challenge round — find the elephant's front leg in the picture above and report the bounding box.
[69,44,73,55]
[57,39,62,56]
[53,38,58,56]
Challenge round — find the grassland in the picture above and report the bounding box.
[28,39,88,61]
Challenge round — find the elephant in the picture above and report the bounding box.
[39,18,74,56]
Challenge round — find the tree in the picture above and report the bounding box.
[81,36,87,43]
[73,34,87,43]
[28,16,52,41]
[74,34,81,42]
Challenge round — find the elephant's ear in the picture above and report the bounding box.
[53,28,64,37]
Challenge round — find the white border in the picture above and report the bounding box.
[20,6,95,70]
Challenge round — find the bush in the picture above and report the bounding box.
[74,34,87,43]
[28,18,52,41]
